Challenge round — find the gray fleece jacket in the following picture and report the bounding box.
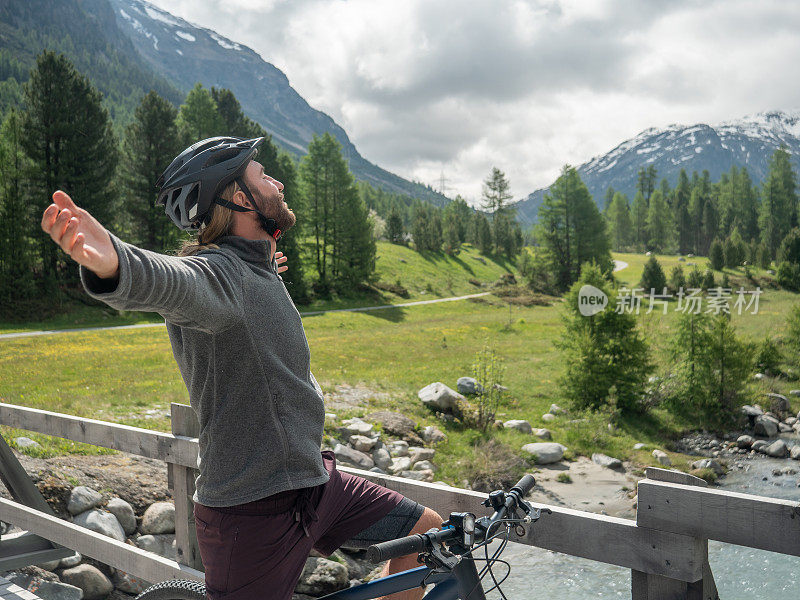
[80,233,329,507]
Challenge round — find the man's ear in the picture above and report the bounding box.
[232,188,250,209]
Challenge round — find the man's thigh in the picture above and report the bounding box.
[339,497,426,550]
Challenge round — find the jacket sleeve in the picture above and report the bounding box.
[80,232,243,334]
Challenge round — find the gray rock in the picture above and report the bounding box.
[532,428,552,440]
[790,446,800,460]
[741,404,763,417]
[368,466,386,474]
[372,447,392,471]
[338,418,374,438]
[652,450,671,466]
[692,459,725,476]
[503,419,533,434]
[136,534,177,560]
[365,411,417,439]
[67,486,103,516]
[106,497,136,536]
[60,564,114,600]
[409,447,436,464]
[754,414,779,437]
[754,373,766,380]
[420,425,447,444]
[112,570,150,594]
[59,551,82,568]
[399,469,434,482]
[388,456,412,474]
[295,557,349,596]
[330,550,370,581]
[412,460,435,471]
[456,376,484,396]
[521,442,566,464]
[766,440,789,458]
[752,440,769,453]
[34,580,83,600]
[737,435,755,449]
[633,443,647,450]
[14,436,42,451]
[765,393,790,414]
[418,382,465,412]
[786,417,798,427]
[333,444,374,470]
[779,422,793,433]
[790,390,800,397]
[73,509,126,542]
[549,404,566,414]
[541,413,556,422]
[387,440,409,457]
[141,502,175,535]
[349,435,377,452]
[592,453,623,469]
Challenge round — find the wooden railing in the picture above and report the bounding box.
[1,401,799,599]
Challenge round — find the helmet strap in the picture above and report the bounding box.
[213,177,282,241]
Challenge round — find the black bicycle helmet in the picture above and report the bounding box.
[156,136,264,231]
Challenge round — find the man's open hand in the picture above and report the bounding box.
[41,190,120,280]
[275,251,288,274]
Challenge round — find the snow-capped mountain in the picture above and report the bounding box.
[515,110,800,226]
[107,0,447,204]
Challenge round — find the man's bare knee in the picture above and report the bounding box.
[409,507,443,535]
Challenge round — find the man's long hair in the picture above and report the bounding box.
[178,181,238,256]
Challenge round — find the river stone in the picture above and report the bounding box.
[790,446,800,460]
[549,404,566,414]
[592,453,622,469]
[418,382,465,412]
[14,436,42,451]
[387,440,409,457]
[339,418,374,438]
[59,551,82,568]
[766,440,789,458]
[372,446,392,471]
[532,428,552,440]
[741,405,763,417]
[73,509,126,542]
[409,447,436,463]
[136,534,176,560]
[779,422,793,433]
[766,393,790,414]
[457,376,484,396]
[141,501,175,535]
[112,570,150,594]
[521,442,565,464]
[399,469,434,482]
[349,435,377,452]
[333,444,374,470]
[652,450,671,466]
[692,458,725,476]
[365,411,417,437]
[388,456,412,474]
[67,486,103,515]
[503,419,533,434]
[737,435,755,449]
[752,440,769,453]
[60,564,113,600]
[421,425,447,444]
[786,417,798,427]
[541,413,556,422]
[295,557,349,596]
[412,460,435,471]
[633,443,647,450]
[754,414,779,437]
[106,497,136,535]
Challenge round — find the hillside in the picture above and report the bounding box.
[515,110,800,226]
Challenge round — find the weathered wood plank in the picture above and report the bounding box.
[170,404,202,571]
[341,466,704,582]
[0,497,203,583]
[0,403,198,469]
[632,570,689,600]
[637,479,800,556]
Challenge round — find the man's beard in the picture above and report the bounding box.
[256,188,296,234]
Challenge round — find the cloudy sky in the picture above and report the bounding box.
[148,0,800,204]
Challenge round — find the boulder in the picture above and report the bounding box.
[541,413,556,422]
[754,414,779,438]
[330,550,370,581]
[692,458,725,476]
[633,443,647,450]
[112,570,150,594]
[365,411,417,438]
[521,442,566,464]
[60,564,114,600]
[456,376,483,396]
[59,551,82,568]
[549,404,566,415]
[532,428,552,440]
[73,509,126,542]
[752,440,769,453]
[412,460,435,472]
[333,444,374,470]
[786,417,798,427]
[736,435,755,449]
[338,417,374,438]
[387,440,409,457]
[779,422,793,433]
[388,457,412,474]
[399,470,434,482]
[14,436,42,451]
[741,404,763,417]
[136,534,177,560]
[372,446,392,471]
[418,382,465,412]
[421,425,447,444]
[67,486,103,516]
[409,447,436,464]
[106,497,136,536]
[765,393,790,414]
[141,502,175,535]
[790,390,800,397]
[592,453,622,469]
[652,450,671,466]
[503,420,533,434]
[790,446,800,460]
[766,440,789,458]
[349,435,377,453]
[295,557,349,596]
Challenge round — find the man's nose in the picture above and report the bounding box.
[270,177,284,191]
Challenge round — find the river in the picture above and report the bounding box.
[483,439,800,599]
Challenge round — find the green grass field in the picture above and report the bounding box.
[1,248,798,482]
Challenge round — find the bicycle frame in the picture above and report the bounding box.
[317,559,487,600]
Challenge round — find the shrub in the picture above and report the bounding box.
[702,270,716,290]
[757,243,772,270]
[687,266,704,289]
[556,473,573,483]
[455,438,530,492]
[710,239,725,270]
[756,338,782,376]
[776,261,800,291]
[668,265,686,293]
[639,256,667,293]
[467,344,506,431]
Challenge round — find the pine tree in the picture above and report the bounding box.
[673,169,692,254]
[778,228,800,265]
[603,186,616,213]
[709,239,725,270]
[631,191,648,249]
[335,183,376,290]
[475,212,493,255]
[444,196,472,243]
[122,91,182,252]
[639,256,667,293]
[176,83,225,142]
[443,218,460,255]
[724,229,745,268]
[21,50,119,282]
[646,190,675,251]
[668,265,686,293]
[606,192,632,250]
[386,207,404,244]
[760,147,798,257]
[481,167,513,218]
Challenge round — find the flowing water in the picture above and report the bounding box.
[484,437,800,599]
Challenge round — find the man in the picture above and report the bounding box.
[41,136,441,600]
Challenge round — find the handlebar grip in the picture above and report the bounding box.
[367,533,426,563]
[512,474,536,497]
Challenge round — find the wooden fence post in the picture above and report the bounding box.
[169,403,203,571]
[632,467,719,600]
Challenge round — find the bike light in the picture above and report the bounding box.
[449,512,476,547]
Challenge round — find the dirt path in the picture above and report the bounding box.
[0,292,491,340]
[613,259,629,272]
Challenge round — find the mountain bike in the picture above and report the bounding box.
[135,474,545,600]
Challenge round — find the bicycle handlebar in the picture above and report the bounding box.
[511,473,536,497]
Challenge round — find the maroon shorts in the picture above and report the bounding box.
[193,450,421,599]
